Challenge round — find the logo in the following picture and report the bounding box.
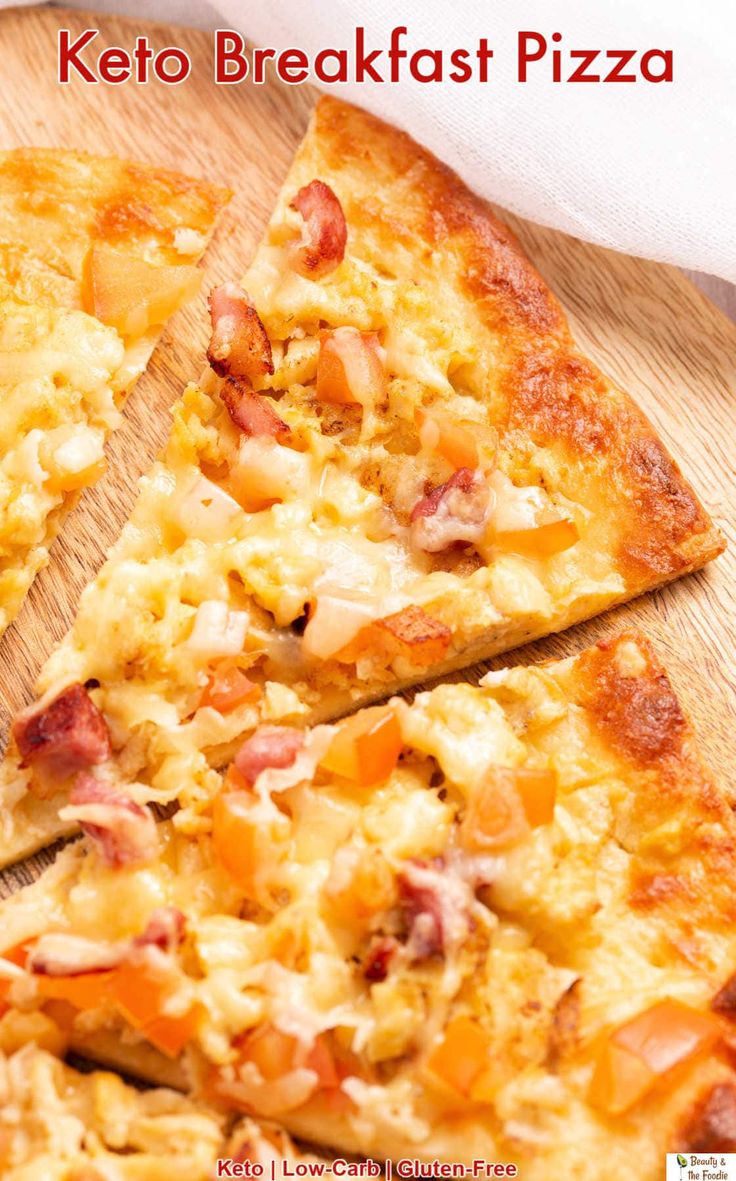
[666,1154,736,1180]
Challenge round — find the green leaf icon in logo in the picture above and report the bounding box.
[677,1156,688,1168]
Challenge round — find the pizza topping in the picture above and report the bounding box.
[427,1015,494,1099]
[590,999,722,1115]
[489,470,579,557]
[185,600,250,658]
[200,661,261,713]
[325,846,397,924]
[83,242,201,338]
[302,594,381,662]
[207,282,275,381]
[27,933,128,977]
[13,684,111,777]
[410,468,492,553]
[58,775,159,869]
[221,376,290,439]
[289,179,347,278]
[320,705,403,786]
[460,767,557,850]
[135,907,186,953]
[398,859,472,960]
[373,604,452,667]
[416,407,480,471]
[363,936,400,982]
[234,726,305,787]
[316,327,386,410]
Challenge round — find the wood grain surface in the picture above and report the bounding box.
[0,4,734,858]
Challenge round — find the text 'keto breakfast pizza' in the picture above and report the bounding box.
[0,96,722,867]
[0,148,229,635]
[1,632,735,1180]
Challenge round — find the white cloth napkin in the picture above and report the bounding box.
[18,0,736,284]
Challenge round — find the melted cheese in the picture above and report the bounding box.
[2,639,732,1178]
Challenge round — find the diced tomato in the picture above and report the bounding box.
[427,1015,492,1097]
[321,705,403,786]
[416,408,479,470]
[108,955,201,1058]
[513,768,558,828]
[461,767,556,850]
[200,662,261,713]
[494,517,579,558]
[316,327,386,408]
[590,999,722,1115]
[325,849,396,923]
[212,792,280,896]
[35,969,116,1011]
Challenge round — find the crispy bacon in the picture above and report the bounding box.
[28,908,185,979]
[13,683,111,777]
[398,860,472,960]
[363,936,400,982]
[135,907,186,953]
[27,933,127,977]
[234,726,305,787]
[683,1082,736,1152]
[221,376,290,439]
[410,467,491,553]
[289,180,347,279]
[207,283,274,381]
[59,775,159,869]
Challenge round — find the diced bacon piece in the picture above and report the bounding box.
[373,604,452,668]
[363,936,400,982]
[221,376,290,439]
[135,907,186,953]
[27,933,127,977]
[316,328,386,409]
[289,179,347,279]
[398,860,473,960]
[13,684,111,778]
[410,467,491,553]
[58,775,159,869]
[207,282,274,381]
[234,726,305,787]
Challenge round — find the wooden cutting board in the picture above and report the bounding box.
[1,4,734,846]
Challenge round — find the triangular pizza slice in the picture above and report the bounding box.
[0,98,722,864]
[0,148,229,635]
[0,632,734,1178]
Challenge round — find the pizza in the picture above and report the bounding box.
[0,1041,318,1180]
[1,630,734,1177]
[0,97,723,868]
[0,148,229,636]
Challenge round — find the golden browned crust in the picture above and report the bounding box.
[314,98,723,584]
[577,633,688,765]
[0,149,230,282]
[568,631,736,941]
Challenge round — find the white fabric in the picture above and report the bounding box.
[17,1,736,282]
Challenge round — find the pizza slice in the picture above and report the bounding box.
[0,148,229,635]
[1,631,735,1177]
[0,97,722,865]
[0,1039,320,1180]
